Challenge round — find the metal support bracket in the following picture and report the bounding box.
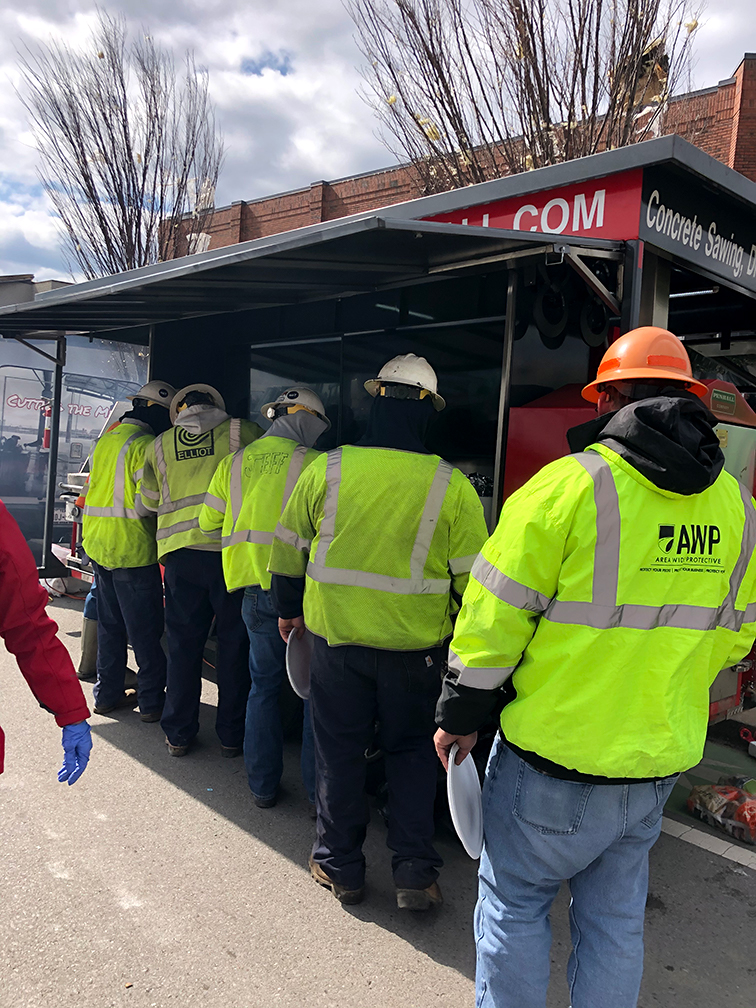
[1,333,66,366]
[428,244,557,275]
[556,246,621,314]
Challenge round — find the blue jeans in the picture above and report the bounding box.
[91,561,166,714]
[476,739,678,1008]
[83,579,98,620]
[242,586,315,802]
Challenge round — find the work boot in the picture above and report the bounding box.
[92,689,137,715]
[396,881,443,911]
[220,745,243,758]
[308,856,364,905]
[252,792,277,809]
[165,738,191,757]
[77,617,98,680]
[139,710,163,723]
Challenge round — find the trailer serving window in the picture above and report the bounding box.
[245,263,612,527]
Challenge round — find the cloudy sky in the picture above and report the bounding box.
[0,0,752,281]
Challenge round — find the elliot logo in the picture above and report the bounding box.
[175,426,214,461]
[658,523,721,555]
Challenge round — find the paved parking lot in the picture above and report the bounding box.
[0,596,754,1008]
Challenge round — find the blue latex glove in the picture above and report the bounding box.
[58,721,92,785]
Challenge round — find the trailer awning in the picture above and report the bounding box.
[0,215,621,338]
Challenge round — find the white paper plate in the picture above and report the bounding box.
[447,742,484,859]
[286,628,314,700]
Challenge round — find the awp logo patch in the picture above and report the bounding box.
[658,523,720,555]
[175,426,214,461]
[658,525,675,553]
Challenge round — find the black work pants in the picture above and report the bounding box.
[161,548,250,748]
[309,636,444,891]
[91,561,166,714]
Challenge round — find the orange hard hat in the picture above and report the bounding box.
[581,326,707,403]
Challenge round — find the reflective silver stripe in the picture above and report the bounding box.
[274,523,312,551]
[282,446,309,509]
[306,562,449,595]
[311,449,342,566]
[574,452,620,605]
[140,486,159,501]
[310,450,456,594]
[745,601,756,623]
[229,418,242,452]
[153,434,171,504]
[156,517,200,540]
[546,599,725,632]
[157,493,207,515]
[84,505,140,519]
[543,453,756,634]
[112,432,142,510]
[133,467,144,484]
[230,450,244,526]
[222,529,274,548]
[85,430,142,519]
[472,555,551,612]
[410,460,453,579]
[204,493,226,513]
[449,553,479,575]
[448,649,516,689]
[719,483,756,630]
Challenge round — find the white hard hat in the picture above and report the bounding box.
[170,383,225,424]
[127,380,176,409]
[364,353,445,411]
[261,387,331,431]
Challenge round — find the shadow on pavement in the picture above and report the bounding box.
[54,594,478,978]
[50,599,756,1006]
[86,682,478,981]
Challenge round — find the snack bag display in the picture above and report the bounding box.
[687,778,756,844]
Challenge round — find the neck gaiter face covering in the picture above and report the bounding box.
[356,395,434,454]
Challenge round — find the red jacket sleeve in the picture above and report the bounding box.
[0,502,90,728]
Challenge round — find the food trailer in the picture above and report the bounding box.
[1,134,756,712]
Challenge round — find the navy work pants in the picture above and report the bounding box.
[161,548,250,748]
[309,636,444,891]
[91,561,166,714]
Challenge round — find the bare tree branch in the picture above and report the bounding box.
[347,0,702,194]
[16,10,224,279]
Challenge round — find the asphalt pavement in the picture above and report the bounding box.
[0,595,754,1008]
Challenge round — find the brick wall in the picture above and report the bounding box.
[196,163,422,250]
[731,56,756,180]
[193,54,756,255]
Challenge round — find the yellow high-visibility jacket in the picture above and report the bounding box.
[199,436,321,592]
[449,443,756,778]
[82,420,157,569]
[141,414,262,560]
[269,445,489,650]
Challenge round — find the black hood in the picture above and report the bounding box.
[567,389,724,496]
[119,403,172,435]
[356,395,434,453]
